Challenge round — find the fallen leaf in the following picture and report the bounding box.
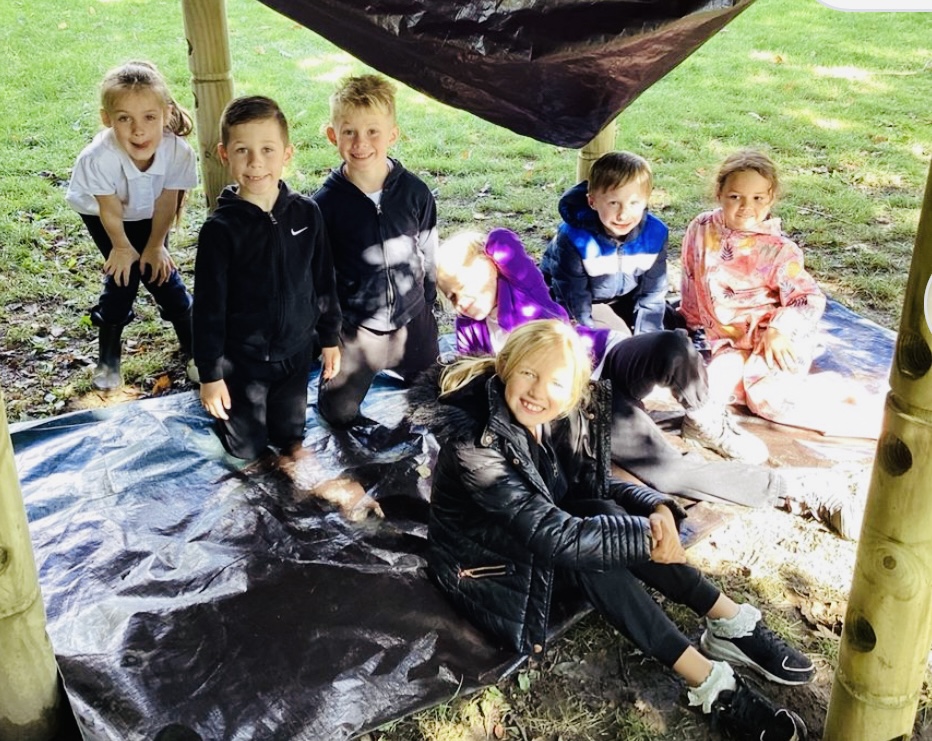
[151,375,172,395]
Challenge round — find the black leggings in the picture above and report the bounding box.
[81,214,192,326]
[560,498,720,668]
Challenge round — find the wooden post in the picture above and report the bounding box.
[824,158,932,739]
[575,120,617,183]
[182,0,235,211]
[0,390,60,741]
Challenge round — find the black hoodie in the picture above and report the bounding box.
[313,159,437,332]
[193,182,342,383]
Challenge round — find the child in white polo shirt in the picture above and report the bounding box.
[66,60,198,391]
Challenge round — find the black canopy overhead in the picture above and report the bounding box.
[257,0,754,148]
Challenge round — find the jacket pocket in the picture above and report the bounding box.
[457,563,513,580]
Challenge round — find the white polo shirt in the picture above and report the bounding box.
[65,128,198,220]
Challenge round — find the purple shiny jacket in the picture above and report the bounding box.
[454,228,613,368]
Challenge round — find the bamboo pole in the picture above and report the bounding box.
[182,0,235,211]
[575,119,617,183]
[0,389,60,741]
[824,158,932,740]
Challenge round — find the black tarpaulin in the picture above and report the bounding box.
[15,306,893,740]
[256,0,754,148]
[14,359,588,741]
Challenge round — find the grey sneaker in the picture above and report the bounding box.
[701,621,815,686]
[779,468,864,540]
[682,407,770,465]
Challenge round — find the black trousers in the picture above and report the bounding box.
[81,215,192,326]
[318,303,439,428]
[560,499,721,669]
[604,330,784,508]
[217,344,314,460]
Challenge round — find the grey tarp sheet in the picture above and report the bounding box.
[15,302,893,740]
[255,0,754,148]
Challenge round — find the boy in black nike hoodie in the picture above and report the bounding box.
[194,96,342,460]
[313,74,439,428]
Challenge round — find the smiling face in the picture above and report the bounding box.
[218,117,293,211]
[437,247,499,321]
[101,89,168,171]
[326,104,398,187]
[717,169,775,231]
[588,180,650,238]
[503,347,576,433]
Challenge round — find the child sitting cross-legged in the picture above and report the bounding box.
[679,148,882,445]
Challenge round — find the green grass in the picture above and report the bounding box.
[1,0,932,737]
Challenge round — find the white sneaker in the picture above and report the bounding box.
[682,406,769,465]
[779,467,865,540]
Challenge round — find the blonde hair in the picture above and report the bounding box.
[715,148,781,199]
[329,74,397,123]
[100,60,193,138]
[440,320,592,415]
[436,230,488,297]
[588,151,652,195]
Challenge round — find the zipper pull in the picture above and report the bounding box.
[458,564,508,579]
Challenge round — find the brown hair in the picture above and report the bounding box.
[587,151,652,195]
[100,61,193,138]
[219,95,289,147]
[329,74,397,123]
[715,149,781,198]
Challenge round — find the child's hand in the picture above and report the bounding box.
[321,346,341,381]
[104,244,140,287]
[140,244,177,286]
[649,505,686,564]
[756,327,798,372]
[200,379,231,420]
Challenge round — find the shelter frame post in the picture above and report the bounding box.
[824,157,932,739]
[576,120,617,183]
[182,0,235,211]
[0,390,61,741]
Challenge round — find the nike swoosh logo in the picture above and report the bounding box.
[291,226,308,236]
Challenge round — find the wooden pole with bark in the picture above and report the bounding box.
[824,158,932,739]
[182,0,235,211]
[0,389,61,741]
[575,120,617,183]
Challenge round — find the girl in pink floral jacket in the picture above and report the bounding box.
[679,149,828,427]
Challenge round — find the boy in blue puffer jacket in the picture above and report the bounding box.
[541,151,670,335]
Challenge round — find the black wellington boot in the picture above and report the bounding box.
[93,323,124,391]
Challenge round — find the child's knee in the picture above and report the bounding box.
[317,391,360,429]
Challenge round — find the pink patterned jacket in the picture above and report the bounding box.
[678,208,825,355]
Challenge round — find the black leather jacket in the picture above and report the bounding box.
[418,371,684,656]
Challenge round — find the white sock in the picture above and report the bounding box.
[687,660,737,714]
[707,603,761,639]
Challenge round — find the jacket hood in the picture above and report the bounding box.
[406,364,492,443]
[319,157,405,196]
[215,180,303,216]
[557,180,650,244]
